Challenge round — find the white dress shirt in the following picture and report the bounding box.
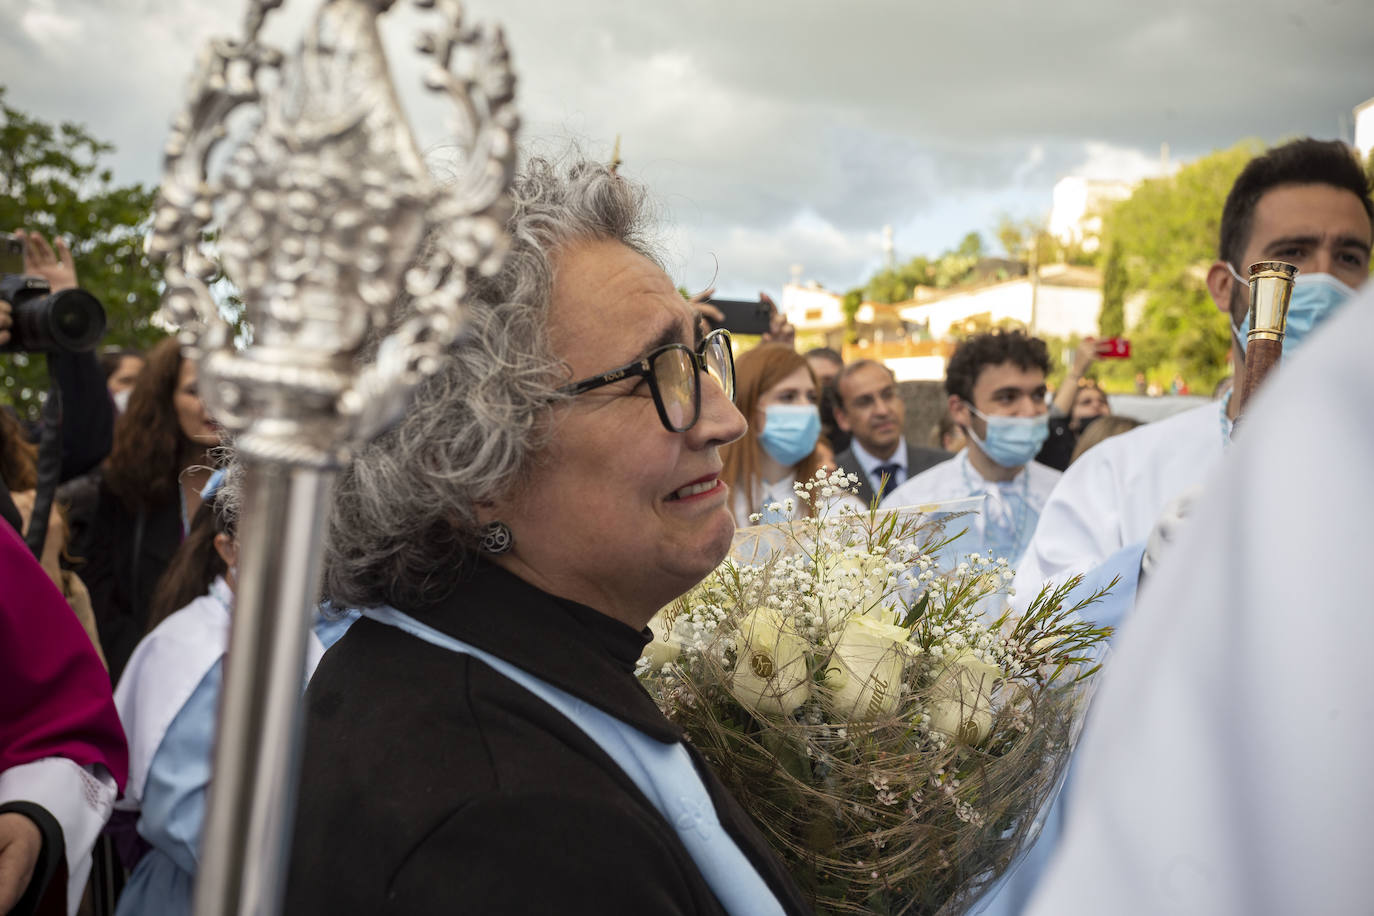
[848,436,911,495]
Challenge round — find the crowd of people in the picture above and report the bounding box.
[1,135,1369,915]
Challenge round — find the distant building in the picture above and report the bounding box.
[1047,177,1134,253]
[780,265,1103,383]
[1355,96,1374,162]
[780,283,846,334]
[898,263,1102,341]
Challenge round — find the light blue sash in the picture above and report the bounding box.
[361,606,786,916]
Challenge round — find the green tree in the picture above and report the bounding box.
[0,88,163,418]
[1098,241,1127,338]
[956,231,984,259]
[1093,140,1262,392]
[995,215,1027,261]
[864,269,908,304]
[841,287,863,343]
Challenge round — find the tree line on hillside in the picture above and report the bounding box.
[3,88,1371,411]
[849,139,1374,394]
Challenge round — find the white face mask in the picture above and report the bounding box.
[112,388,132,412]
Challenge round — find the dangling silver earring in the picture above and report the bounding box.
[479,521,514,555]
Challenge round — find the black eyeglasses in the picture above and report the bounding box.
[558,328,735,433]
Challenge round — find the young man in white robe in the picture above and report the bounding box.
[1024,264,1374,916]
[1012,137,1373,623]
[974,138,1372,916]
[882,329,1060,569]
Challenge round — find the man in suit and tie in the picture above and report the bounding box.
[832,360,948,507]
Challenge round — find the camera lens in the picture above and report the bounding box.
[51,291,102,348]
[0,277,106,353]
[15,288,107,352]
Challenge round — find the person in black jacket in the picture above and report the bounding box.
[1,230,114,536]
[80,338,220,681]
[284,158,813,915]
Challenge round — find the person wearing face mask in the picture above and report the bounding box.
[881,330,1061,569]
[1035,337,1112,472]
[100,348,146,415]
[1011,137,1372,627]
[111,469,353,916]
[978,139,1371,916]
[722,343,853,526]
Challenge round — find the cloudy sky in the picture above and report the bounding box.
[4,0,1372,296]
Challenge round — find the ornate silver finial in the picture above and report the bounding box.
[147,5,519,915]
[150,0,518,466]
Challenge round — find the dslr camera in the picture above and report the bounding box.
[0,232,106,353]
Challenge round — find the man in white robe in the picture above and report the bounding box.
[1013,137,1373,619]
[980,139,1373,916]
[1024,267,1374,916]
[883,330,1059,568]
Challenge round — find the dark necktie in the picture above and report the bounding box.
[872,463,902,497]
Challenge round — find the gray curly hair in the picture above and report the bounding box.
[322,156,660,610]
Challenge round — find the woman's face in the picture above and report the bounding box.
[753,366,817,428]
[1070,385,1110,429]
[489,239,748,627]
[174,359,221,448]
[108,355,145,396]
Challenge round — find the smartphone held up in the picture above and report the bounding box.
[1094,336,1131,359]
[702,297,774,336]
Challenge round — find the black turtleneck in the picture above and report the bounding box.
[288,558,814,915]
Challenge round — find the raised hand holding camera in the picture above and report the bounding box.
[0,230,105,353]
[18,230,78,293]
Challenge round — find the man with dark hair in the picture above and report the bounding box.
[882,330,1060,567]
[1014,137,1372,618]
[831,359,948,505]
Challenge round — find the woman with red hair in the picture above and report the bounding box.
[721,343,846,526]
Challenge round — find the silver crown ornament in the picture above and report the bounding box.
[150,0,518,466]
[146,3,518,915]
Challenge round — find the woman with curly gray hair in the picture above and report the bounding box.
[285,159,812,916]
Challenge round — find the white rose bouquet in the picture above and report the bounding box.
[638,469,1113,915]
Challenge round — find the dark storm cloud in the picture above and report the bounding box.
[4,0,1371,293]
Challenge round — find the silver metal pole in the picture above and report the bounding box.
[191,464,333,915]
[148,3,519,913]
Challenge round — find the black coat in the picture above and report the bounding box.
[286,563,814,916]
[76,477,182,681]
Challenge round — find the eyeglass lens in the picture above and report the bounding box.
[703,333,733,399]
[650,334,734,432]
[653,347,697,430]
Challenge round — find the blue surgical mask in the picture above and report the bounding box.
[1226,264,1357,355]
[964,403,1049,469]
[759,404,821,467]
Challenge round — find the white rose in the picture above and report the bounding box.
[641,611,682,669]
[730,607,812,717]
[927,650,1005,745]
[824,615,916,720]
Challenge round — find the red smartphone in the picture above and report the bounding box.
[1095,337,1131,359]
